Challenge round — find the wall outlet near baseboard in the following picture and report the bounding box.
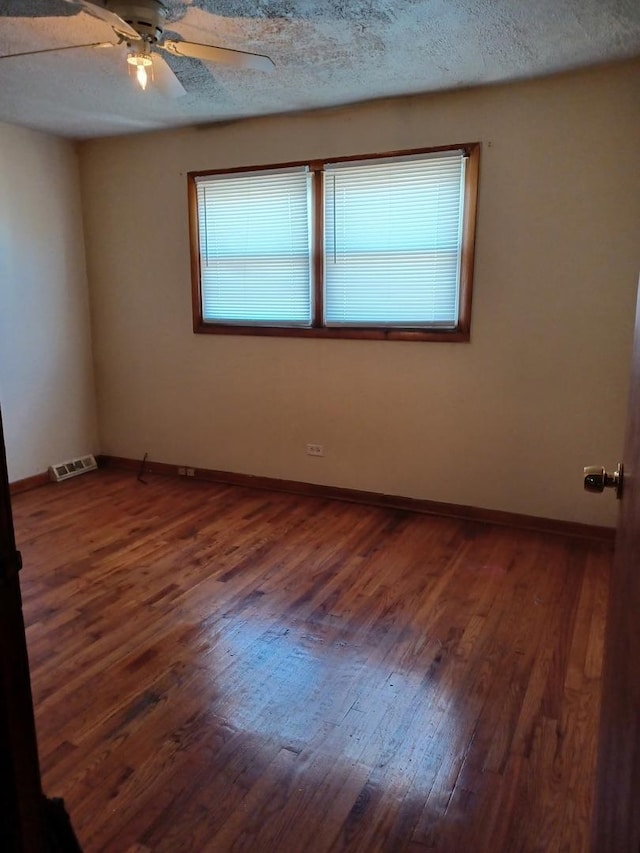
[306,444,325,457]
[186,468,195,477]
[178,467,186,475]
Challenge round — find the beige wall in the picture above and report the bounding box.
[79,60,640,526]
[0,123,98,482]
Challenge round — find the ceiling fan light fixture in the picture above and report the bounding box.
[4,0,274,107]
[127,50,153,90]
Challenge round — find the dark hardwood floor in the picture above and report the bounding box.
[11,470,612,852]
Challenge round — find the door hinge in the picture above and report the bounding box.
[0,549,23,584]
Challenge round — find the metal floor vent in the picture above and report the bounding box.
[49,455,98,483]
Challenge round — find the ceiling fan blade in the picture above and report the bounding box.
[0,41,114,61]
[62,0,141,41]
[151,52,186,98]
[161,39,275,73]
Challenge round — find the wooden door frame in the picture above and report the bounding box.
[0,404,46,852]
[590,281,640,851]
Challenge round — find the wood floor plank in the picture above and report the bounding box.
[10,470,612,852]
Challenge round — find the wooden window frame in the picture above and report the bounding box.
[188,142,480,342]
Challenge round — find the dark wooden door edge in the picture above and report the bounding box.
[0,407,47,852]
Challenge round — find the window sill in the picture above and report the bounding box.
[193,322,470,342]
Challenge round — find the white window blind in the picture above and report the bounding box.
[195,166,312,326]
[324,150,466,327]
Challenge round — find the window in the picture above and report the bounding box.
[193,166,312,326]
[188,143,479,341]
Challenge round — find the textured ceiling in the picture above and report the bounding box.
[1,0,640,139]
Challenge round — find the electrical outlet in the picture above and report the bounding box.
[178,467,186,476]
[186,468,195,477]
[306,444,325,457]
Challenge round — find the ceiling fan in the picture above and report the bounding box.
[0,0,275,98]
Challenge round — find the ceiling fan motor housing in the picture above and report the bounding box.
[107,0,167,42]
